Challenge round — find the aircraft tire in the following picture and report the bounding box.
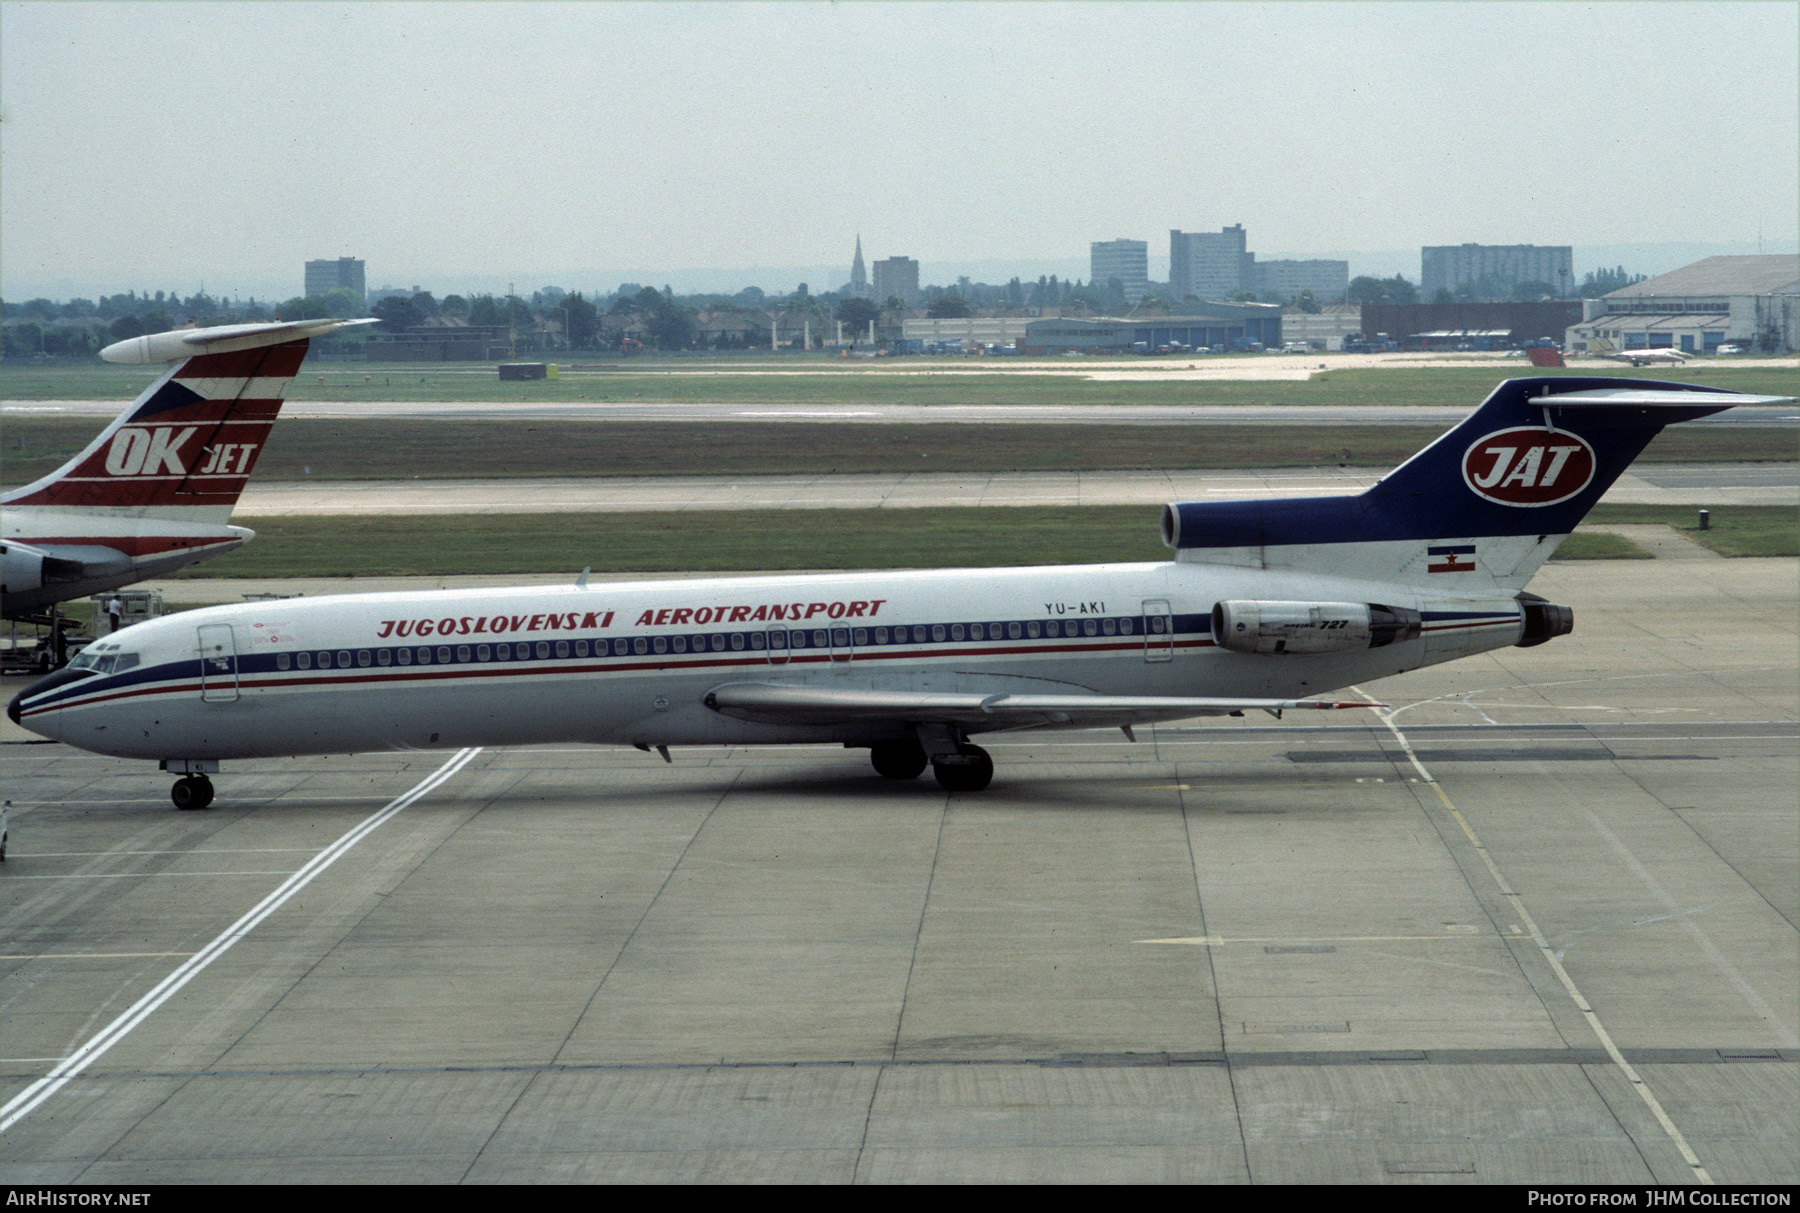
[932,745,993,793]
[171,775,215,811]
[871,739,929,780]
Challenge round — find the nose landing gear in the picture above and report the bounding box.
[171,774,215,810]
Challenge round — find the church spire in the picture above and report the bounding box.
[851,235,869,298]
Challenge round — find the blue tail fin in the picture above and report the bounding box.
[1161,377,1778,589]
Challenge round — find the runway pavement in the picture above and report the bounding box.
[225,462,1798,516]
[2,559,1793,1183]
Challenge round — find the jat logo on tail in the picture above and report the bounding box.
[1461,427,1596,507]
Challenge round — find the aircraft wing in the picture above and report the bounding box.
[702,681,1376,730]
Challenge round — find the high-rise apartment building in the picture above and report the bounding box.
[1170,226,1251,302]
[1249,259,1349,302]
[1421,244,1574,297]
[872,256,920,306]
[1089,239,1149,303]
[304,257,366,303]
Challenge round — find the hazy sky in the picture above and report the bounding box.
[3,1,1796,300]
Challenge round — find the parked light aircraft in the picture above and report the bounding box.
[1586,336,1695,368]
[11,376,1787,808]
[1,317,374,621]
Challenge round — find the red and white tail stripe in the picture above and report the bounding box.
[3,341,309,519]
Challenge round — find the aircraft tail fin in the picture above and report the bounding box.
[3,318,370,522]
[1161,377,1789,591]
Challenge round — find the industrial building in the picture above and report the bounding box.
[304,257,366,303]
[1278,305,1363,351]
[1170,226,1347,303]
[1421,244,1574,298]
[901,316,1035,347]
[1090,239,1149,303]
[1017,304,1282,355]
[872,256,920,306]
[1360,301,1582,349]
[1564,255,1798,355]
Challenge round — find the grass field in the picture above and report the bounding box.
[159,503,1795,579]
[4,359,1796,407]
[4,416,1792,484]
[1582,503,1800,557]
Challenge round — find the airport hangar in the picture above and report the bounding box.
[1566,254,1800,356]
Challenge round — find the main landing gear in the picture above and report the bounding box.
[868,737,994,792]
[171,775,215,810]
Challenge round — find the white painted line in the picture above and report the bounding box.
[5,871,303,880]
[1358,689,1714,1185]
[0,747,482,1134]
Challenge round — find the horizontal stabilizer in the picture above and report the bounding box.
[1529,388,1795,408]
[101,317,378,364]
[704,681,1377,731]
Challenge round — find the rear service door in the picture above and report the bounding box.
[197,623,239,702]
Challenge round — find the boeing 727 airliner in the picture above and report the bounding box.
[2,317,374,620]
[10,367,1788,807]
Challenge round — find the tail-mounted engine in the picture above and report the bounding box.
[1515,592,1574,647]
[1212,600,1423,656]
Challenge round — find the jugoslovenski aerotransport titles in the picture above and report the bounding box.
[11,352,1790,806]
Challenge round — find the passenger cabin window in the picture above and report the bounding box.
[417,648,431,664]
[932,625,945,642]
[535,642,549,659]
[338,650,352,667]
[672,636,687,653]
[438,647,452,663]
[730,633,745,651]
[653,637,668,654]
[358,650,373,666]
[397,648,412,664]
[633,638,647,655]
[457,645,471,661]
[475,646,489,661]
[555,641,570,658]
[576,640,589,657]
[378,649,393,666]
[298,652,313,669]
[277,653,291,670]
[318,651,332,669]
[1026,621,1040,638]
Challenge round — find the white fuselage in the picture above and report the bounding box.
[18,561,1524,762]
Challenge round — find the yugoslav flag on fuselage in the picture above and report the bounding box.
[4,340,309,521]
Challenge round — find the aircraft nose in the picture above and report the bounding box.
[9,665,91,731]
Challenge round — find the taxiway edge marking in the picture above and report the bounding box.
[0,747,483,1134]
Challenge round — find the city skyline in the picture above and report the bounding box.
[3,2,1795,302]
